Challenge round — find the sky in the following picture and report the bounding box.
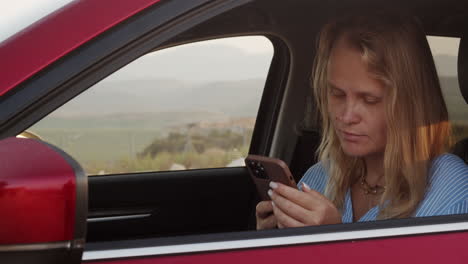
[0,1,73,43]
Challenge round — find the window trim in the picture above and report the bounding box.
[83,214,468,260]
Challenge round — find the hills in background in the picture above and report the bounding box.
[57,79,263,117]
[35,43,273,127]
[36,78,265,131]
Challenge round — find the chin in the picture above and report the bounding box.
[342,148,369,157]
[341,143,374,157]
[342,145,385,158]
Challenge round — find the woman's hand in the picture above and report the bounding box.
[268,181,342,228]
[256,200,277,230]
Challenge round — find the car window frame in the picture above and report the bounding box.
[28,35,277,176]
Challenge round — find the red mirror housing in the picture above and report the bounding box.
[0,137,87,264]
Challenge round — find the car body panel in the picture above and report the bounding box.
[0,138,76,244]
[0,0,160,96]
[84,231,468,264]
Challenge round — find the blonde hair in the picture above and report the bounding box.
[312,14,451,219]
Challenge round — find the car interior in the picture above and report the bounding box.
[81,0,468,244]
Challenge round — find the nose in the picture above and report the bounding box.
[338,100,361,124]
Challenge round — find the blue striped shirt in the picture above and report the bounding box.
[298,153,468,222]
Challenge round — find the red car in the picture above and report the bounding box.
[0,0,467,263]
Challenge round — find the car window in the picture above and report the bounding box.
[28,36,273,175]
[427,36,468,143]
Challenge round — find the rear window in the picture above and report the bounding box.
[427,36,468,142]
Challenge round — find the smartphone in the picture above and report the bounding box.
[245,154,297,200]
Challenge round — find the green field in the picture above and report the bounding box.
[31,116,254,175]
[33,128,162,162]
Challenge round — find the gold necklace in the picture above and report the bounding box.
[359,174,385,195]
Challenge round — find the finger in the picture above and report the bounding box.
[277,221,284,229]
[301,182,327,200]
[257,214,277,230]
[270,189,316,224]
[270,181,322,210]
[256,201,274,218]
[298,183,342,225]
[272,201,304,228]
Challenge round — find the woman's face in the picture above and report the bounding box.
[327,37,387,158]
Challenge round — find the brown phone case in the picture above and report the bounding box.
[245,154,297,200]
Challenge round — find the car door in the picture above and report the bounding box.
[82,218,468,263]
[1,0,467,263]
[0,0,287,245]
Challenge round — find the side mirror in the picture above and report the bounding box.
[0,137,87,264]
[16,130,43,140]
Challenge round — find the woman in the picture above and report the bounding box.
[257,14,468,229]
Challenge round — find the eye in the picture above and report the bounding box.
[330,88,345,97]
[364,96,381,104]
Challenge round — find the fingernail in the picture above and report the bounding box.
[267,189,273,197]
[269,181,278,189]
[271,201,275,207]
[302,182,311,191]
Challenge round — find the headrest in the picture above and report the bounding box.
[457,35,468,104]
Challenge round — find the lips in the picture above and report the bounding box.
[339,130,365,142]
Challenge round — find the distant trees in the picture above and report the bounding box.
[139,129,249,158]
